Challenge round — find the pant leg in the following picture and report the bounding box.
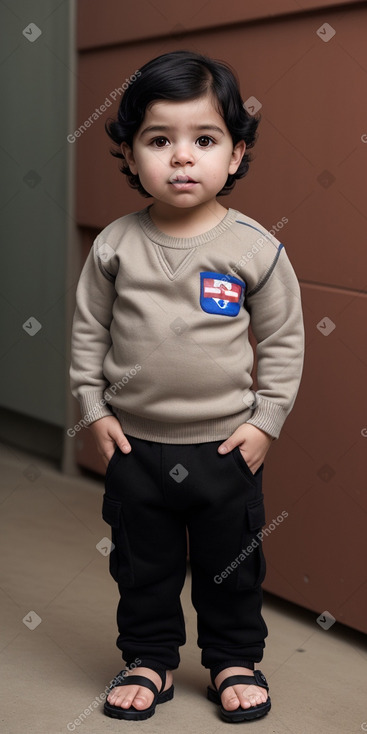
[185,439,268,671]
[102,434,188,671]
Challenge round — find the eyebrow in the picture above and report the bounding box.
[139,124,225,137]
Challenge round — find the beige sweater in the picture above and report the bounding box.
[69,206,304,442]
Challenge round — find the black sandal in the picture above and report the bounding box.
[207,668,271,723]
[104,666,174,720]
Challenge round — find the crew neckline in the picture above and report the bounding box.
[137,205,238,249]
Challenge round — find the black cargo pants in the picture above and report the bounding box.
[102,433,268,675]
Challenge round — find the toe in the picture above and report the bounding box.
[243,693,258,708]
[108,684,145,709]
[213,667,268,714]
[220,688,241,711]
[133,689,154,709]
[236,685,268,709]
[106,666,169,712]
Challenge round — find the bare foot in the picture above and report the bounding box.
[214,667,268,711]
[107,666,173,711]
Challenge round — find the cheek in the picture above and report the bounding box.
[138,156,168,183]
[142,171,163,188]
[202,148,232,171]
[208,154,232,181]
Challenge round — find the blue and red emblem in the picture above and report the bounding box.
[200,271,246,317]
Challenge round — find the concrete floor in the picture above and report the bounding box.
[1,441,366,734]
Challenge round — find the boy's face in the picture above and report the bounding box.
[121,95,245,212]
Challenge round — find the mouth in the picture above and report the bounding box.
[168,170,197,187]
[169,175,198,191]
[169,175,196,183]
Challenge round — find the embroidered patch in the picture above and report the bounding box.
[200,271,246,316]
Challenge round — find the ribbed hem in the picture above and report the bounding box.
[112,407,254,444]
[246,397,288,439]
[76,391,287,440]
[78,389,114,425]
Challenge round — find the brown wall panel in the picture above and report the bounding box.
[262,284,366,632]
[77,0,364,49]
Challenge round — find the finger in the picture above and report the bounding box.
[218,425,247,454]
[218,435,238,454]
[218,441,230,454]
[114,431,132,454]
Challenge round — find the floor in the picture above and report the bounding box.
[1,441,366,734]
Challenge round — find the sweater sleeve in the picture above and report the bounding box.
[69,237,118,425]
[245,246,304,439]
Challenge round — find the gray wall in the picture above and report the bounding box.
[0,1,75,462]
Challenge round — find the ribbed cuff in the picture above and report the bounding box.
[78,389,114,426]
[246,396,288,439]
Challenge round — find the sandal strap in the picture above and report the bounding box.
[217,669,269,696]
[109,668,166,696]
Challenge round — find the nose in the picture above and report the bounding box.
[171,141,194,166]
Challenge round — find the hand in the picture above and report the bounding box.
[218,423,273,474]
[88,415,132,469]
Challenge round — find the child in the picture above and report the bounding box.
[69,50,304,724]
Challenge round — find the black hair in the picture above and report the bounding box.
[105,50,260,197]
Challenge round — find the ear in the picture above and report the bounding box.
[121,142,138,175]
[228,140,246,175]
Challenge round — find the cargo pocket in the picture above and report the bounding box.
[102,494,134,586]
[237,494,267,590]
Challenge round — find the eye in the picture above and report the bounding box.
[151,137,169,147]
[196,135,214,147]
